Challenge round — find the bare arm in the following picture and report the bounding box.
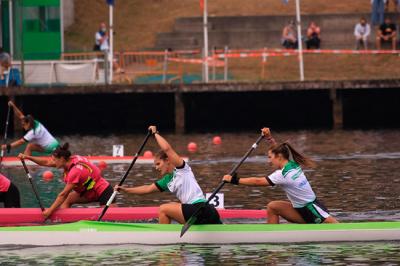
[8,101,24,119]
[261,127,276,146]
[1,138,25,151]
[115,183,159,195]
[149,125,183,167]
[18,153,56,167]
[43,183,74,218]
[223,175,270,186]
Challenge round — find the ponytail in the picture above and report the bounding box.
[269,142,316,168]
[52,143,71,160]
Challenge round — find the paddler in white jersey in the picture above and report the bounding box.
[1,101,59,155]
[115,125,222,225]
[223,128,338,224]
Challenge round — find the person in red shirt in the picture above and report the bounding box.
[0,172,20,208]
[19,143,115,218]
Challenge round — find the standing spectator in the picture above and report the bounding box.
[385,0,399,11]
[371,0,387,26]
[94,22,109,52]
[93,22,123,74]
[281,20,298,49]
[354,18,371,50]
[376,17,397,50]
[0,47,11,80]
[305,22,321,49]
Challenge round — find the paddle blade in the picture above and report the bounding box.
[180,215,197,237]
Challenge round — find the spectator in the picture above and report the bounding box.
[281,20,298,49]
[371,0,387,26]
[376,17,397,50]
[306,21,321,49]
[94,22,109,52]
[0,47,11,80]
[354,18,371,50]
[385,0,399,11]
[93,22,123,74]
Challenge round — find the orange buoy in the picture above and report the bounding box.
[143,150,153,159]
[187,142,198,153]
[213,136,222,145]
[98,160,107,170]
[42,170,54,181]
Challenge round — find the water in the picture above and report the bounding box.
[1,129,400,264]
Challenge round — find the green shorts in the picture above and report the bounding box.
[43,141,60,154]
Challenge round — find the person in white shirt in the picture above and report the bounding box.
[0,101,59,155]
[354,18,371,50]
[223,128,338,224]
[115,125,221,225]
[94,22,109,52]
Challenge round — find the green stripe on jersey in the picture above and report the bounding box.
[282,160,300,177]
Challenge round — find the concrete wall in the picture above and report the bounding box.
[154,13,398,50]
[62,0,75,29]
[2,80,400,134]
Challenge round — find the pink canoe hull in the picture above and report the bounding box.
[0,207,267,225]
[2,156,189,167]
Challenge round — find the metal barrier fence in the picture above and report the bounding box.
[2,48,400,86]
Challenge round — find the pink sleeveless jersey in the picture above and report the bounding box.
[0,173,11,192]
[63,155,109,201]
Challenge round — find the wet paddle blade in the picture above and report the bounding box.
[180,215,197,237]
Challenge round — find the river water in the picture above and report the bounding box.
[1,130,400,265]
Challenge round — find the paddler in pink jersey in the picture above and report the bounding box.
[19,143,115,218]
[0,172,20,208]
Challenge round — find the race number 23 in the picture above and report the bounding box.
[206,193,224,209]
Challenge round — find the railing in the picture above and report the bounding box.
[2,48,400,86]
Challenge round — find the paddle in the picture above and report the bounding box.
[180,134,265,237]
[0,104,11,169]
[97,130,153,221]
[20,159,45,211]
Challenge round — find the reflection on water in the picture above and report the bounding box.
[1,242,400,265]
[1,130,400,264]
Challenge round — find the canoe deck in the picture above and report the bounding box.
[1,221,400,245]
[0,207,267,225]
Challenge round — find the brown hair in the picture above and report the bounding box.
[52,143,71,160]
[155,150,168,161]
[269,142,316,168]
[22,115,35,129]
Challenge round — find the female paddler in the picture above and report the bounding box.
[0,172,20,208]
[223,128,338,224]
[18,143,115,218]
[1,101,59,155]
[115,125,222,225]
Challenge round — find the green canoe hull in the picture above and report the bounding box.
[1,221,399,246]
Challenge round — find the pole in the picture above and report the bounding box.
[60,0,64,53]
[203,0,209,83]
[295,0,304,81]
[224,45,228,81]
[108,4,113,84]
[9,0,14,59]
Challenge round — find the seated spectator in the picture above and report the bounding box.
[306,21,321,49]
[281,20,298,49]
[376,17,397,50]
[354,18,371,50]
[0,47,11,80]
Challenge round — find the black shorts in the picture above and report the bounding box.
[98,185,115,206]
[295,199,330,224]
[0,182,21,208]
[182,202,222,225]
